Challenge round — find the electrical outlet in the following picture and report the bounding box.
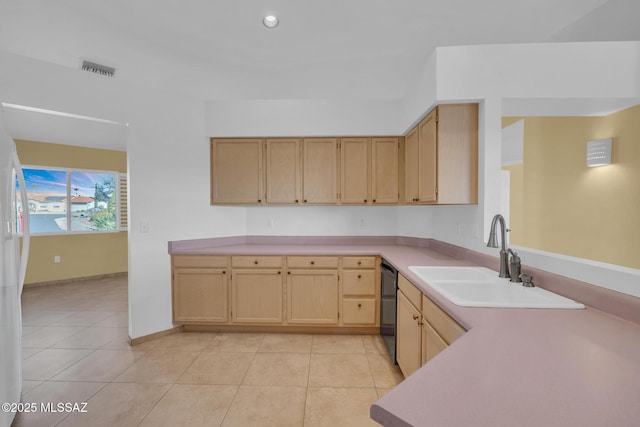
[360,219,366,229]
[54,256,61,263]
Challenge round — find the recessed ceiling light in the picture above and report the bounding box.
[263,15,279,28]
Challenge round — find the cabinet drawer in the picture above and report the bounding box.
[422,295,465,345]
[287,256,339,269]
[342,270,376,296]
[173,255,228,268]
[342,299,376,325]
[398,274,422,310]
[342,256,376,269]
[231,256,284,268]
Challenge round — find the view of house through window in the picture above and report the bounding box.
[20,167,120,234]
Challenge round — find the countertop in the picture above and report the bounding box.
[169,236,640,426]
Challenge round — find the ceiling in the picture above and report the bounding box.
[1,0,639,149]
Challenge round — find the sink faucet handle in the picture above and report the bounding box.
[509,250,522,283]
[519,273,535,287]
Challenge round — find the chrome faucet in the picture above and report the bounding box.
[487,214,510,278]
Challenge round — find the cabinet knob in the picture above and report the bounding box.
[287,271,291,275]
[357,303,362,308]
[295,199,299,203]
[357,275,361,279]
[364,199,367,203]
[258,199,262,203]
[222,270,226,274]
[254,261,258,265]
[303,199,307,203]
[357,261,361,265]
[373,199,376,203]
[277,271,281,275]
[412,314,419,320]
[310,261,315,265]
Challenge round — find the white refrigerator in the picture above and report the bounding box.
[0,111,30,427]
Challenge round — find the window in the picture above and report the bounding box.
[19,166,126,235]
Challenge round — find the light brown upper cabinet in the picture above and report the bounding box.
[340,138,369,204]
[210,103,475,206]
[405,103,478,205]
[341,137,399,205]
[265,138,301,204]
[371,137,400,204]
[211,138,264,204]
[404,127,419,203]
[302,138,339,204]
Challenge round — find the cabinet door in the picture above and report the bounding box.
[302,138,338,204]
[371,137,399,204]
[418,110,437,203]
[173,268,228,323]
[340,138,369,204]
[396,290,422,377]
[436,103,479,204]
[422,320,448,365]
[231,269,283,323]
[266,138,301,204]
[404,127,419,203]
[287,270,339,324]
[211,139,264,204]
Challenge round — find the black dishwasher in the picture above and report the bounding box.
[380,259,397,364]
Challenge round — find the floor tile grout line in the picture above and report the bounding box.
[135,381,177,427]
[219,335,265,427]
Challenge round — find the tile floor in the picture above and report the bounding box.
[13,275,403,426]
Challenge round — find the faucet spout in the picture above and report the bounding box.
[487,214,510,278]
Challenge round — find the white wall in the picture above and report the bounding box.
[246,206,402,236]
[425,41,640,292]
[0,51,246,338]
[205,99,403,137]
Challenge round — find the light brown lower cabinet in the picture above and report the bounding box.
[396,273,466,377]
[396,289,423,377]
[422,320,448,364]
[172,256,229,323]
[231,269,284,324]
[171,254,380,332]
[341,256,378,326]
[286,269,339,325]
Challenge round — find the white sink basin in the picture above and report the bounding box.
[408,266,585,309]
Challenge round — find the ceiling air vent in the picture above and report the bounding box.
[81,60,116,77]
